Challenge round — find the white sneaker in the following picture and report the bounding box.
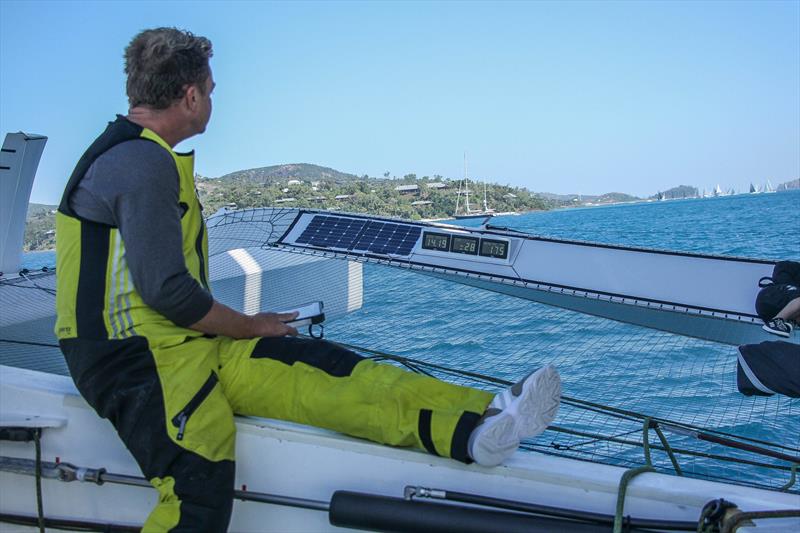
[468,365,561,467]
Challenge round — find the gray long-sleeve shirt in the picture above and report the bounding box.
[69,139,213,327]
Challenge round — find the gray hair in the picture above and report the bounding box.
[124,28,213,109]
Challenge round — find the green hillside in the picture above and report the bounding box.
[23,163,745,252]
[24,203,57,251]
[199,166,551,219]
[650,185,699,199]
[217,163,362,185]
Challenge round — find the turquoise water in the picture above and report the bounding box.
[20,189,800,489]
[467,190,800,260]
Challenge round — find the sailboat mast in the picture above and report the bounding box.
[455,176,462,215]
[464,152,471,212]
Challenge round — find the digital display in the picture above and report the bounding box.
[451,235,479,255]
[479,238,508,259]
[422,232,450,251]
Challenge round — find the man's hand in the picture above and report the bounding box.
[250,311,299,337]
[190,301,300,339]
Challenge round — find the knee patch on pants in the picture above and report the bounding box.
[251,337,363,377]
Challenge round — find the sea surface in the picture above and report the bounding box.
[20,189,800,489]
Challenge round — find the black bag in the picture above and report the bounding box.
[755,260,800,321]
[755,284,800,321]
[772,261,800,286]
[759,260,800,288]
[737,341,800,398]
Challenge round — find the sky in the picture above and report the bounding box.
[1,0,798,204]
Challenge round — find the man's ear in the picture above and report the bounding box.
[183,84,198,111]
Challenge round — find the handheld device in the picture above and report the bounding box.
[278,301,325,329]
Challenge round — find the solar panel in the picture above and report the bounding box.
[296,215,421,256]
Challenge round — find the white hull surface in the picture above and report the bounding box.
[2,366,798,531]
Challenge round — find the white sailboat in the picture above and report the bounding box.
[764,180,776,193]
[454,153,495,220]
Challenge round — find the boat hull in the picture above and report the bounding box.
[1,366,798,531]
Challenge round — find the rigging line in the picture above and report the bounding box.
[548,428,644,451]
[522,444,787,493]
[526,448,789,491]
[560,390,796,455]
[0,339,59,348]
[404,349,799,453]
[5,334,791,472]
[657,423,800,464]
[540,426,796,472]
[6,332,795,463]
[343,343,799,454]
[0,281,56,295]
[20,273,58,295]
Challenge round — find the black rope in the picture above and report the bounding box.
[34,428,44,533]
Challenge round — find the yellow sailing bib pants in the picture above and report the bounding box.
[56,117,492,532]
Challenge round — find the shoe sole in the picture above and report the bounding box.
[762,325,791,337]
[472,365,561,466]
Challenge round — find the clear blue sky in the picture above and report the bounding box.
[1,0,798,204]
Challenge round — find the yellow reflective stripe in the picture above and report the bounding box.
[115,233,128,338]
[121,254,137,337]
[107,231,121,338]
[107,230,142,339]
[101,229,116,338]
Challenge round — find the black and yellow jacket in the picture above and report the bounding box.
[55,117,209,348]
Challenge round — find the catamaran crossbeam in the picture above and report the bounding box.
[203,208,793,346]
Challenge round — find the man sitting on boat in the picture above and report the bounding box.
[54,27,561,532]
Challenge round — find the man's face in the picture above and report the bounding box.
[192,72,215,134]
